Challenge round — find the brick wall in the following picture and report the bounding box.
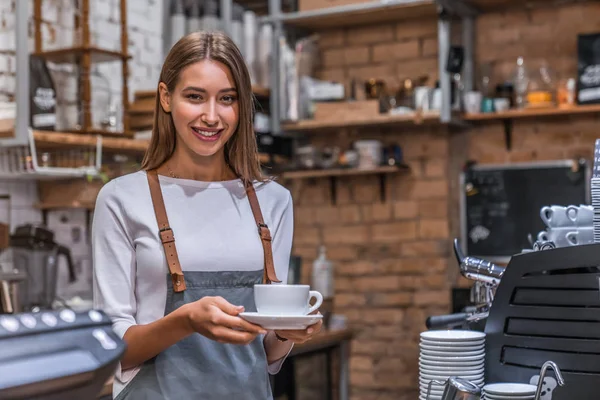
[291,3,600,400]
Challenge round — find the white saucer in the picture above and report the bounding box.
[239,312,323,330]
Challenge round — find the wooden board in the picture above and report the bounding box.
[463,104,600,121]
[282,165,408,179]
[282,0,437,30]
[282,110,440,132]
[467,0,586,12]
[33,46,129,64]
[32,130,149,153]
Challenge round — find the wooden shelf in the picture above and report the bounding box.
[32,46,130,64]
[252,85,270,98]
[282,165,408,180]
[467,0,568,12]
[269,0,437,30]
[463,104,600,151]
[281,111,440,132]
[32,130,149,154]
[463,104,600,121]
[283,165,409,204]
[34,201,95,210]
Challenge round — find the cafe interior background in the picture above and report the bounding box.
[1,0,600,399]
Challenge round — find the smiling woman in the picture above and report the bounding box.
[91,32,322,400]
[142,32,260,183]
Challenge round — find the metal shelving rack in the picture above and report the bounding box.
[0,0,103,180]
[201,0,477,132]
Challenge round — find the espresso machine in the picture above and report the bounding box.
[3,224,76,313]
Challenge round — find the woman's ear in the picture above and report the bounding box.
[158,82,171,113]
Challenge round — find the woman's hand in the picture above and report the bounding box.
[273,312,323,344]
[183,296,267,345]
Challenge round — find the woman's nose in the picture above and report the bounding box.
[201,101,219,126]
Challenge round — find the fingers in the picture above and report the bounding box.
[211,296,244,316]
[218,313,267,335]
[276,320,323,343]
[211,326,259,345]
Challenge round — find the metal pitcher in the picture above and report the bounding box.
[427,377,481,400]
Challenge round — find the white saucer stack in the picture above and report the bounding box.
[483,383,537,400]
[419,330,486,400]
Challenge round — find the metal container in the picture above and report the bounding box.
[427,377,481,400]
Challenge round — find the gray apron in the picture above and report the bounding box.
[114,170,281,400]
[114,270,271,400]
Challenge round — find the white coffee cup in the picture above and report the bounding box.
[254,284,323,316]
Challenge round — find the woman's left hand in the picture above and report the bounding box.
[273,313,323,344]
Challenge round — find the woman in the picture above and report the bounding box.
[92,31,321,399]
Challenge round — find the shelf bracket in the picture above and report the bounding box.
[329,176,337,206]
[379,174,387,203]
[503,119,513,151]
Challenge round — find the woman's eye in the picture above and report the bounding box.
[187,94,203,101]
[221,95,237,104]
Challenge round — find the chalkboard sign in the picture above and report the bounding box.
[460,160,590,259]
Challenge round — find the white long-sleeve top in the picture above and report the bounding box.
[91,170,294,398]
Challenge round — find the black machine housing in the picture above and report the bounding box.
[0,309,125,399]
[484,243,600,399]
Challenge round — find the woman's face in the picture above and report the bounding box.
[159,59,239,159]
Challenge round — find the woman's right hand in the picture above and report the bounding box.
[183,296,267,345]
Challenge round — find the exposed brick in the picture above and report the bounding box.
[420,274,446,289]
[347,24,394,44]
[372,221,418,243]
[344,45,370,66]
[350,356,373,372]
[294,207,316,226]
[336,293,367,308]
[403,308,427,330]
[413,290,449,306]
[396,20,438,39]
[318,29,345,48]
[292,246,318,261]
[354,276,402,292]
[363,309,404,324]
[424,159,447,178]
[326,245,360,261]
[421,37,438,57]
[418,219,450,239]
[412,180,448,199]
[393,200,419,219]
[323,225,369,245]
[396,57,438,80]
[418,199,448,218]
[351,371,377,388]
[362,202,392,222]
[294,227,321,246]
[315,67,346,83]
[401,240,448,257]
[348,63,397,83]
[369,292,412,307]
[372,40,420,62]
[352,340,390,356]
[337,260,375,276]
[376,357,408,373]
[322,48,344,68]
[339,204,362,223]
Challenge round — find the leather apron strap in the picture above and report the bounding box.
[146,169,281,292]
[245,182,281,285]
[147,169,186,292]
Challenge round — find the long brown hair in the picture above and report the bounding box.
[141,31,265,183]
